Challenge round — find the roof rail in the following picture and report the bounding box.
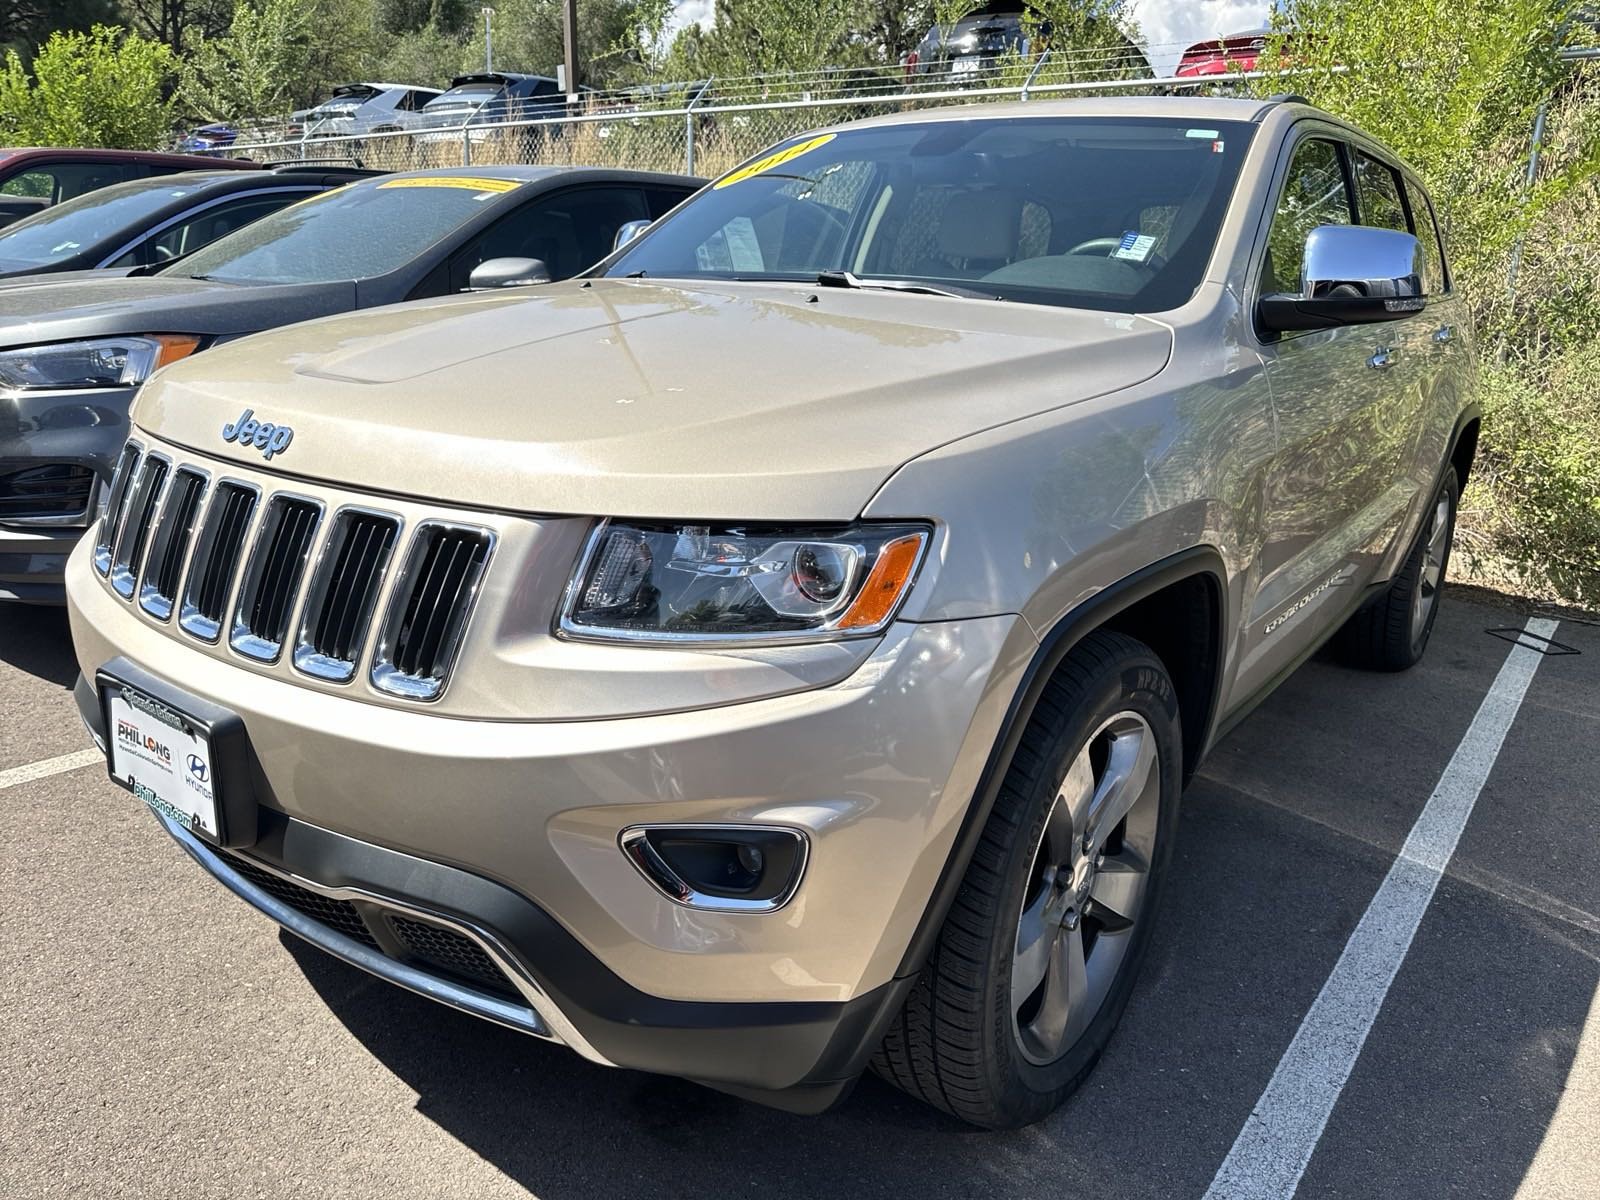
[1266,92,1312,105]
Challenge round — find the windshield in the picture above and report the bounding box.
[168,175,523,283]
[603,116,1254,313]
[0,174,224,270]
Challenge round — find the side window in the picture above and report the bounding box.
[1351,150,1408,232]
[1260,137,1353,295]
[643,186,691,220]
[450,186,649,289]
[110,193,305,267]
[1406,179,1450,295]
[2,162,141,202]
[1,169,58,199]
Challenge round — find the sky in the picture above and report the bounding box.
[666,1,1273,78]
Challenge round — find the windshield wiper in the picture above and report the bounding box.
[815,270,999,301]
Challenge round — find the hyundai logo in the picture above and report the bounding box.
[186,754,208,782]
[221,407,293,460]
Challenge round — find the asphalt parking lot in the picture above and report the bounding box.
[2,587,1596,1200]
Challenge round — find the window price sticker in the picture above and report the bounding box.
[1112,231,1159,262]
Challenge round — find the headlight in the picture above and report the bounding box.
[0,335,200,390]
[559,521,930,644]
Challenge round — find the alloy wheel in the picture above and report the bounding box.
[1410,492,1452,646]
[1011,711,1161,1066]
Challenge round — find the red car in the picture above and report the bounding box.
[1175,29,1270,77]
[0,147,258,230]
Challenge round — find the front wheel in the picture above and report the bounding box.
[872,630,1181,1128]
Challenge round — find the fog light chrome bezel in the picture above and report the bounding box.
[619,824,809,914]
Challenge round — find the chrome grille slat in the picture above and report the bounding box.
[98,440,491,702]
[138,469,208,621]
[94,444,142,575]
[294,508,401,682]
[230,496,322,663]
[109,455,169,599]
[180,481,260,642]
[372,523,494,701]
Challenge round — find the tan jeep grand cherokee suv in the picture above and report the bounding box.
[66,97,1477,1128]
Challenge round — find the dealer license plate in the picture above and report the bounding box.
[105,683,221,841]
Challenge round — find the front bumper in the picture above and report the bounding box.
[1,382,130,602]
[68,529,1034,1098]
[80,660,912,1106]
[0,523,79,603]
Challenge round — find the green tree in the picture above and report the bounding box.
[118,0,234,53]
[2,0,119,65]
[1252,0,1592,297]
[674,0,871,77]
[179,0,380,121]
[0,23,175,147]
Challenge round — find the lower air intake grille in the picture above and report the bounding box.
[222,853,381,949]
[0,464,95,522]
[387,915,518,996]
[180,482,258,641]
[372,524,493,700]
[230,496,321,661]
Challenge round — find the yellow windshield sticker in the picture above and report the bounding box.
[376,176,521,193]
[712,133,836,190]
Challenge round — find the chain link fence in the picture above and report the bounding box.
[217,55,1263,179]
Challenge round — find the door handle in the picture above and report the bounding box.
[1432,324,1455,345]
[1368,347,1396,370]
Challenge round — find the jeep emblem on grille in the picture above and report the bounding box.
[221,408,293,460]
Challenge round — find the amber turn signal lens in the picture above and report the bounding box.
[150,334,202,370]
[836,532,926,629]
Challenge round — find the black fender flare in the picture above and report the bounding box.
[894,543,1229,978]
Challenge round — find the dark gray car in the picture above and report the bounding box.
[0,165,701,602]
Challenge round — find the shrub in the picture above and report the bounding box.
[1462,345,1600,605]
[0,25,175,149]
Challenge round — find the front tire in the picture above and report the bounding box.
[872,631,1181,1128]
[1337,467,1458,671]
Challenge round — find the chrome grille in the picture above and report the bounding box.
[94,443,143,575]
[230,496,322,662]
[138,468,208,620]
[180,482,259,641]
[294,508,400,682]
[0,463,96,523]
[99,441,493,701]
[109,455,168,598]
[372,524,494,701]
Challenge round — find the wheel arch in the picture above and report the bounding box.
[894,544,1229,979]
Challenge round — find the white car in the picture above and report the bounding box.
[296,83,443,141]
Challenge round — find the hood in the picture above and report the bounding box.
[0,275,357,349]
[135,278,1173,521]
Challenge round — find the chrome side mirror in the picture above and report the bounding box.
[612,219,652,252]
[467,256,551,290]
[1258,225,1424,332]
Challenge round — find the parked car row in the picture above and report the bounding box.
[0,163,699,603]
[8,96,1476,1131]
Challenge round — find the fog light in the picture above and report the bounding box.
[620,825,807,912]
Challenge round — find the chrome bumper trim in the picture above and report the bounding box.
[153,810,584,1049]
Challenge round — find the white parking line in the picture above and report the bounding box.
[0,748,103,791]
[1204,616,1561,1200]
